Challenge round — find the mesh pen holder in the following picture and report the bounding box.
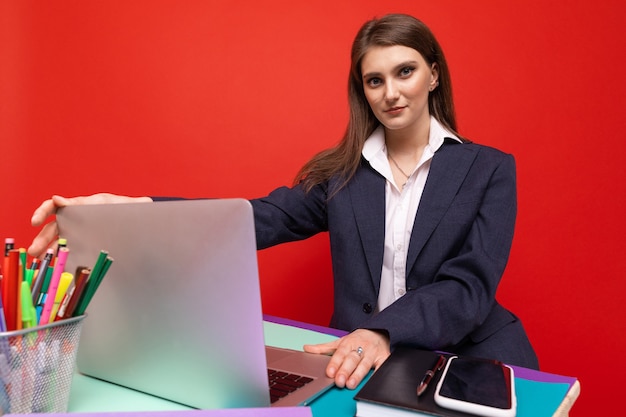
[0,315,86,415]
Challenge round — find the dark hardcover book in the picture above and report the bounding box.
[354,347,479,417]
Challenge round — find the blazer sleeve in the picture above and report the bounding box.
[360,151,517,350]
[152,184,330,250]
[250,182,329,249]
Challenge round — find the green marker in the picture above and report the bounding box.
[25,269,35,287]
[19,248,27,282]
[75,251,109,315]
[21,281,37,329]
[36,266,54,308]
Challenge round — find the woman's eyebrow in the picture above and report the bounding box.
[362,60,419,79]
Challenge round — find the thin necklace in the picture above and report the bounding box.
[388,153,412,187]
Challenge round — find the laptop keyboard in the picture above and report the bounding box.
[267,368,314,403]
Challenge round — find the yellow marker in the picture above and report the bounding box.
[49,272,74,322]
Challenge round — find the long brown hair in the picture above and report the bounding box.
[295,14,459,193]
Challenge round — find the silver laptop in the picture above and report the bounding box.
[56,199,334,409]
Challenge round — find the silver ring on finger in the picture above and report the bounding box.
[354,346,363,357]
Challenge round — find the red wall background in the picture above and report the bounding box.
[1,1,624,414]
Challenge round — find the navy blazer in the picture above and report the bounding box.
[251,139,539,369]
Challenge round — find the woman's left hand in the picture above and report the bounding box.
[303,328,390,389]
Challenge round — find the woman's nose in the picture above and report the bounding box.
[384,81,400,101]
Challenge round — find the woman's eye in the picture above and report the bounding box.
[400,67,414,77]
[366,78,382,87]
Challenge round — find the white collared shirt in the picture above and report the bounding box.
[362,116,462,312]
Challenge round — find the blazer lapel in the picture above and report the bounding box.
[348,162,386,292]
[406,143,478,273]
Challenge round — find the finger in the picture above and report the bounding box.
[303,340,339,356]
[30,195,74,226]
[325,340,364,383]
[331,346,366,388]
[305,338,349,380]
[50,194,73,207]
[27,221,60,258]
[345,354,374,389]
[31,198,57,226]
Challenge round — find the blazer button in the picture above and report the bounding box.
[362,303,373,314]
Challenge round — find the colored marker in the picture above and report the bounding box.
[39,247,69,325]
[35,266,53,324]
[24,269,35,287]
[20,281,37,329]
[55,285,75,322]
[49,272,73,322]
[56,238,67,254]
[3,238,14,257]
[75,251,109,315]
[76,255,113,316]
[1,238,14,326]
[54,238,67,264]
[26,258,39,286]
[17,248,27,330]
[31,249,54,304]
[5,249,19,330]
[62,268,90,319]
[29,258,39,271]
[19,248,27,281]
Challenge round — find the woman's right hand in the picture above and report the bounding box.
[28,193,153,258]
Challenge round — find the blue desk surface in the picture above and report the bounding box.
[51,316,578,417]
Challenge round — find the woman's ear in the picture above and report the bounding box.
[429,62,439,91]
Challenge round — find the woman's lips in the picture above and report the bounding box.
[385,106,405,115]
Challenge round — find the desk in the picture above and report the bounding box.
[59,316,579,417]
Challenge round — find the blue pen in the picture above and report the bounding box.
[35,300,44,325]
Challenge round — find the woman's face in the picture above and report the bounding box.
[361,45,438,135]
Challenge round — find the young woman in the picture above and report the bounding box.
[28,14,538,390]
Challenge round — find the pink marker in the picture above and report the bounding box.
[39,247,69,325]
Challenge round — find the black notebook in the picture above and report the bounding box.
[354,347,514,417]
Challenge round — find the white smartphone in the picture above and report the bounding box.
[433,355,516,417]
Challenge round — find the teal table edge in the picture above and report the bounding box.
[63,315,578,417]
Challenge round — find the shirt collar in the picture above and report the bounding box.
[428,116,461,149]
[362,116,461,162]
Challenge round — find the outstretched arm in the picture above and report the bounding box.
[28,193,152,257]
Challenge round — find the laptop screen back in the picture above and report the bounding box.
[57,199,271,409]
